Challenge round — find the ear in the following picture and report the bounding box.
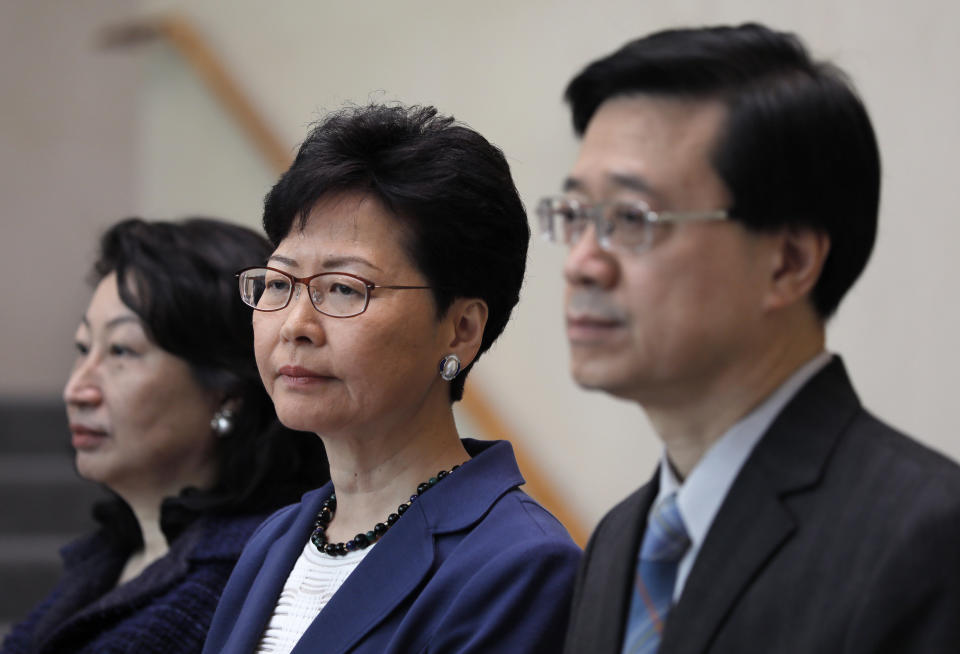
[763,228,831,311]
[441,298,489,366]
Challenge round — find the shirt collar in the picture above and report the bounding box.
[654,351,833,550]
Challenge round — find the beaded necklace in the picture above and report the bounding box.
[310,464,461,556]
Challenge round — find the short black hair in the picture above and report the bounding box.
[565,23,881,318]
[91,217,329,542]
[262,103,530,400]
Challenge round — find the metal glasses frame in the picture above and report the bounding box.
[236,266,431,318]
[536,196,729,252]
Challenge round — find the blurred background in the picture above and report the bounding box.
[2,0,959,631]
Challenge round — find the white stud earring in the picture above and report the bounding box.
[211,407,235,437]
[439,354,461,381]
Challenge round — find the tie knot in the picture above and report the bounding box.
[640,493,690,562]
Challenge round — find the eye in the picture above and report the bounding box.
[611,202,649,225]
[109,344,137,357]
[266,278,291,292]
[556,200,584,224]
[330,282,360,297]
[75,341,89,356]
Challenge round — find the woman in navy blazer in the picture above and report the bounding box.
[202,104,580,654]
[2,218,329,654]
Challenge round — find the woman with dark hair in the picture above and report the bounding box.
[201,104,580,654]
[1,218,329,654]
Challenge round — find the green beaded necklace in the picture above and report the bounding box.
[310,464,461,556]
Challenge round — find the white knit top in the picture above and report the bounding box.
[254,540,374,654]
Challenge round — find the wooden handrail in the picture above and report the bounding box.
[101,15,291,172]
[457,383,588,546]
[101,13,588,547]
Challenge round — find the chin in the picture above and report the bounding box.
[571,356,616,389]
[74,454,110,486]
[571,361,646,401]
[275,410,321,434]
[274,403,342,435]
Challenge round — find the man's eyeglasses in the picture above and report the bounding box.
[536,196,729,253]
[236,266,431,318]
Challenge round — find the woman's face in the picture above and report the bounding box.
[63,273,220,499]
[253,192,451,439]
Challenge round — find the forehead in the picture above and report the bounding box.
[568,95,730,206]
[273,192,415,273]
[84,274,137,321]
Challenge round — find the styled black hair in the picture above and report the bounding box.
[565,23,881,318]
[262,103,530,400]
[91,217,329,544]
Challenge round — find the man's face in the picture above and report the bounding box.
[563,95,774,405]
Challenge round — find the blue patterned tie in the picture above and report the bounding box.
[621,493,690,654]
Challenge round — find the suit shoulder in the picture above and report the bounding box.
[481,488,581,551]
[813,408,960,552]
[594,484,652,537]
[844,409,960,493]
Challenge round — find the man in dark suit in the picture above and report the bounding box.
[540,23,960,654]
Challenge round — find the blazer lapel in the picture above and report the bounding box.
[45,529,196,645]
[292,500,435,654]
[220,494,330,654]
[291,439,524,654]
[660,357,861,654]
[32,539,122,652]
[40,517,222,652]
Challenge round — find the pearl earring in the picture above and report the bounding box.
[211,407,235,437]
[439,354,461,381]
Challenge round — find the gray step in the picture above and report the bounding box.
[0,398,70,454]
[0,399,104,628]
[0,455,104,534]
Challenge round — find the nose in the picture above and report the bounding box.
[277,282,327,346]
[63,356,103,408]
[563,223,620,290]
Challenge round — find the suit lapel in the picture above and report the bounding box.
[566,476,657,654]
[660,463,795,653]
[661,357,861,654]
[292,500,435,654]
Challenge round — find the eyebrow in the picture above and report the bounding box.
[268,254,298,267]
[267,253,383,272]
[563,172,657,197]
[78,315,141,331]
[562,177,587,193]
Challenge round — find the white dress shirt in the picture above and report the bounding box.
[650,351,833,601]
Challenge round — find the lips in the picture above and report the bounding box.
[277,365,335,387]
[69,424,107,450]
[566,314,626,343]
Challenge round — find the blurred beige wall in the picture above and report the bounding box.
[0,0,142,397]
[4,0,959,530]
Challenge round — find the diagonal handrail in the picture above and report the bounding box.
[100,13,587,546]
[101,15,292,172]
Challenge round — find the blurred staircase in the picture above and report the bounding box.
[0,399,106,635]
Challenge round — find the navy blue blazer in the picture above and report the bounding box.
[202,439,581,654]
[2,513,267,654]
